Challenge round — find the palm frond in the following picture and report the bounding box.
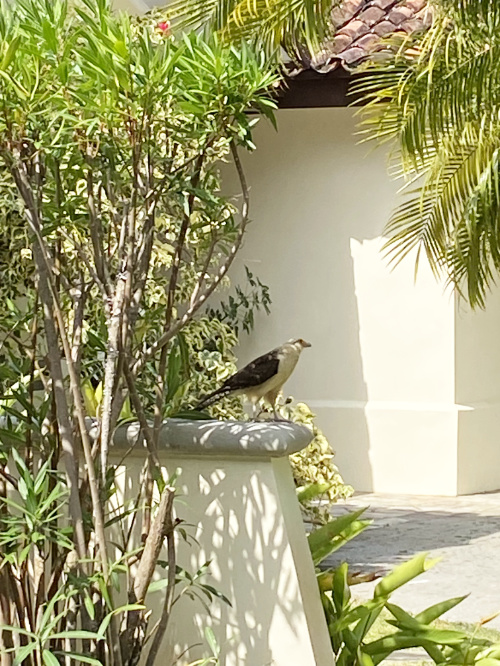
[166,0,333,58]
[384,125,500,307]
[167,0,225,34]
[359,0,500,306]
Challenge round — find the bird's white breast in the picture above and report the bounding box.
[243,342,303,401]
[275,344,302,382]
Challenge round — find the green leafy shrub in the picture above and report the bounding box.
[285,401,353,508]
[0,0,279,662]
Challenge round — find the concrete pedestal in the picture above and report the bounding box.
[109,419,334,666]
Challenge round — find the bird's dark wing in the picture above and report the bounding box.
[222,349,280,391]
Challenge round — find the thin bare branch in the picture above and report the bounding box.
[25,297,38,470]
[122,486,175,664]
[144,497,176,666]
[31,240,86,561]
[152,152,206,451]
[99,271,127,486]
[141,460,154,545]
[10,160,123,666]
[87,169,112,296]
[122,362,161,472]
[132,141,250,375]
[0,467,18,490]
[124,457,150,557]
[189,231,218,308]
[133,486,175,604]
[58,228,109,306]
[71,276,89,378]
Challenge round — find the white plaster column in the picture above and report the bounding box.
[224,106,500,496]
[109,419,334,666]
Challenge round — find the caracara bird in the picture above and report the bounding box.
[196,339,311,420]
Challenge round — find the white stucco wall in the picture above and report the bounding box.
[456,299,500,494]
[226,107,500,496]
[113,0,154,12]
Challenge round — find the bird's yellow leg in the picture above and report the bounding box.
[265,389,281,421]
[250,397,261,421]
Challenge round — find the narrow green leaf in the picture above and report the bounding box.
[12,643,37,666]
[50,630,102,641]
[1,35,21,70]
[55,654,103,666]
[42,650,60,666]
[414,595,468,625]
[374,553,439,599]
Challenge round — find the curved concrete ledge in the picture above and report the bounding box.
[106,418,313,458]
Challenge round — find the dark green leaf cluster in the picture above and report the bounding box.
[0,450,73,562]
[207,266,271,334]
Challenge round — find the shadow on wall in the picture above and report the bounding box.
[112,421,321,663]
[170,459,316,666]
[110,451,323,666]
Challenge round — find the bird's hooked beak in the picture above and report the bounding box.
[300,339,312,348]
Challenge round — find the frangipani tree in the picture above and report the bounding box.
[0,0,277,663]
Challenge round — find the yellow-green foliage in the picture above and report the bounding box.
[284,401,353,504]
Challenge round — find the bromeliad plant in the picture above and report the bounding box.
[0,0,278,663]
[308,506,500,666]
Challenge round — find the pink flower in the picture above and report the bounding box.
[156,20,171,34]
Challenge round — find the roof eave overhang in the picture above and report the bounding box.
[277,67,367,109]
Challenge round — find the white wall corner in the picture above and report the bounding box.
[226,107,500,495]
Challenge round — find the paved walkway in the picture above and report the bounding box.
[325,491,500,629]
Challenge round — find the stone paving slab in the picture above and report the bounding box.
[324,491,500,629]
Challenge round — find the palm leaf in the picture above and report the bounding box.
[384,125,500,307]
[166,0,333,57]
[359,0,500,307]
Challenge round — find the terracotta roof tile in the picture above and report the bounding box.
[388,6,414,24]
[332,33,353,52]
[337,19,370,39]
[358,6,386,26]
[372,0,399,8]
[400,17,425,32]
[356,32,383,51]
[406,0,427,10]
[372,19,399,36]
[340,46,367,64]
[331,0,365,27]
[296,0,431,74]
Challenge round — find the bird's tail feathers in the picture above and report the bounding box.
[195,387,232,411]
